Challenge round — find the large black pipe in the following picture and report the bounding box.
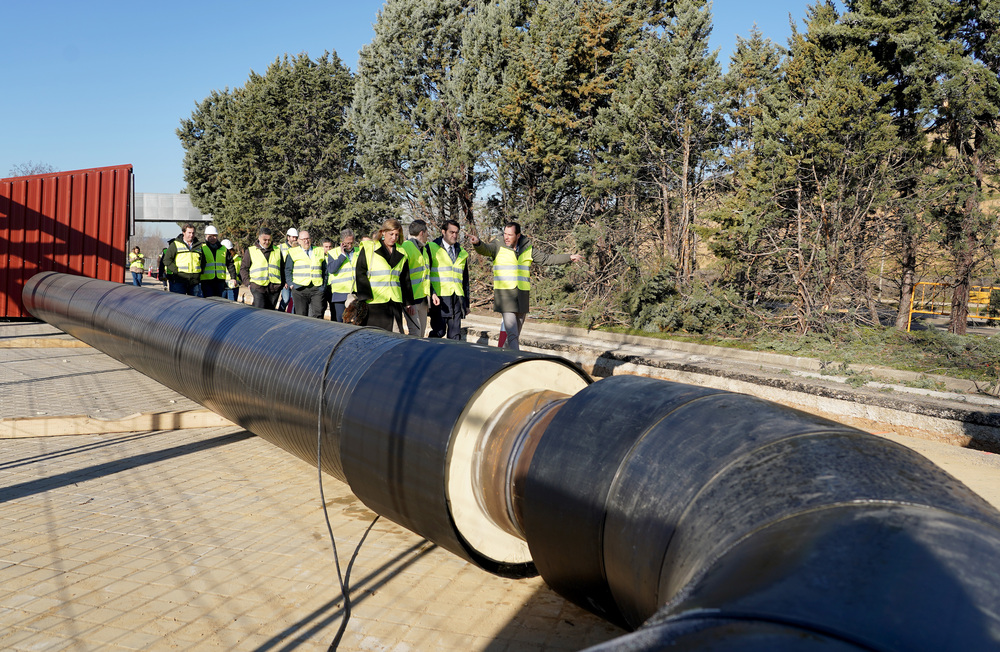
[22,271,589,575]
[23,273,1000,650]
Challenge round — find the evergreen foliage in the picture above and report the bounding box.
[350,0,478,229]
[176,0,999,337]
[177,52,378,246]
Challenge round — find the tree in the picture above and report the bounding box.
[351,0,478,229]
[721,2,901,333]
[7,161,57,177]
[600,0,724,279]
[934,0,1000,334]
[842,0,1000,334]
[484,0,648,231]
[178,52,377,245]
[842,0,961,329]
[711,28,787,298]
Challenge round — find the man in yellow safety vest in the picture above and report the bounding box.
[427,219,470,340]
[278,227,298,312]
[400,220,431,336]
[200,225,238,299]
[285,230,327,318]
[163,224,206,296]
[325,228,357,322]
[241,228,283,310]
[470,221,582,351]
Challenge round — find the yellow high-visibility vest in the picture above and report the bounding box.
[366,245,405,304]
[327,250,356,294]
[200,245,228,280]
[400,240,430,300]
[128,252,145,273]
[288,246,325,287]
[428,242,467,297]
[248,247,282,285]
[172,240,202,275]
[493,245,532,291]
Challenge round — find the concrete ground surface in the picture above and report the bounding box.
[3,315,1000,651]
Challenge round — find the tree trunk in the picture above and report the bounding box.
[948,220,978,336]
[461,167,475,230]
[949,264,971,335]
[949,144,986,336]
[660,175,672,259]
[678,131,692,280]
[894,227,918,329]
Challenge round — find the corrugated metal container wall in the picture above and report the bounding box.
[0,164,133,319]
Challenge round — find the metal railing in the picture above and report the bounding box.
[907,282,1000,330]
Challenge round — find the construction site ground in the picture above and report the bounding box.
[2,312,1000,651]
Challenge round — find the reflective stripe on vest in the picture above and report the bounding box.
[327,250,356,293]
[400,239,430,300]
[289,246,325,286]
[172,240,202,275]
[248,247,282,285]
[367,247,405,304]
[200,245,227,280]
[493,245,532,291]
[428,242,467,297]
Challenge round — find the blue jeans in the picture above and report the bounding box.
[168,279,201,296]
[131,272,143,286]
[278,286,292,311]
[501,312,527,351]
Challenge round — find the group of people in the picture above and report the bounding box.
[159,224,241,300]
[157,218,581,350]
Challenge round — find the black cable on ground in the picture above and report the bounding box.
[314,327,380,651]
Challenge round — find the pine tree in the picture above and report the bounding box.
[711,29,786,297]
[933,0,1000,333]
[350,0,478,228]
[178,52,372,244]
[726,2,901,332]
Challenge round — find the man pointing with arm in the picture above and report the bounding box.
[470,221,582,351]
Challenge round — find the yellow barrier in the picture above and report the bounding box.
[907,282,1000,330]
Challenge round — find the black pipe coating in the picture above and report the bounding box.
[24,272,1000,650]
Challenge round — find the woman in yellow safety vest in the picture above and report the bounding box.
[128,246,145,287]
[355,218,413,331]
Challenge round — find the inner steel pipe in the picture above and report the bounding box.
[23,272,1000,650]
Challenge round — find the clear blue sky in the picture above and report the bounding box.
[2,0,818,194]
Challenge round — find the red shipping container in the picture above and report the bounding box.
[1,164,133,319]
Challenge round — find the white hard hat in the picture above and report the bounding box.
[204,225,219,236]
[221,239,233,249]
[287,228,298,237]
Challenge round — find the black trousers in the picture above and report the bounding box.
[201,278,226,298]
[429,294,464,340]
[250,285,281,310]
[291,285,326,318]
[365,301,403,332]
